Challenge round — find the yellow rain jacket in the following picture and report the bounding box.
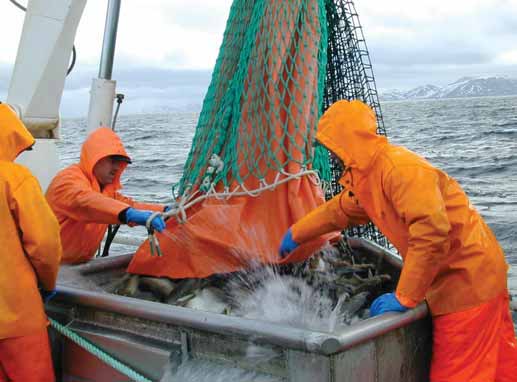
[0,104,62,338]
[292,100,508,316]
[46,127,163,264]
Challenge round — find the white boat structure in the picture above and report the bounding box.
[7,1,433,380]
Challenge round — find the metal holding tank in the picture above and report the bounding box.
[47,238,432,381]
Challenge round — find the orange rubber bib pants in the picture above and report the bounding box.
[0,329,54,382]
[430,292,517,382]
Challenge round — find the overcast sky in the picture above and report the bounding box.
[1,0,516,117]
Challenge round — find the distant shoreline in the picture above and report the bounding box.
[380,94,517,103]
[379,76,517,102]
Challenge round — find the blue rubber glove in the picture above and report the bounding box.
[40,289,57,304]
[370,292,409,317]
[279,228,299,258]
[125,207,166,232]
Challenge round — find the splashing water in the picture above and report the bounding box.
[159,267,349,381]
[226,266,348,333]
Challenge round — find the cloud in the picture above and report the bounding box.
[357,2,517,89]
[0,1,232,70]
[498,50,517,65]
[2,0,517,101]
[373,63,517,91]
[72,0,232,70]
[60,68,211,117]
[369,39,491,67]
[352,0,517,88]
[0,65,10,90]
[64,67,211,89]
[59,84,208,118]
[1,61,211,117]
[157,1,233,32]
[0,4,24,65]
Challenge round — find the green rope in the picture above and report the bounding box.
[49,318,154,382]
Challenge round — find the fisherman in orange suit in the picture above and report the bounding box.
[0,103,62,381]
[46,127,167,264]
[279,99,517,381]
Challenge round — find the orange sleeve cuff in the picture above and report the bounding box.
[291,193,349,244]
[395,291,419,308]
[133,202,164,212]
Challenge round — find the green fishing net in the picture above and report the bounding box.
[177,0,389,248]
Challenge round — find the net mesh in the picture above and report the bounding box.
[177,0,328,197]
[322,0,389,247]
[175,0,389,248]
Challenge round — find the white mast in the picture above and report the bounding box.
[8,0,87,191]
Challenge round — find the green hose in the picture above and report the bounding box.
[49,318,154,382]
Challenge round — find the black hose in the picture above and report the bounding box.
[67,46,77,75]
[8,0,25,11]
[101,224,121,257]
[112,93,125,131]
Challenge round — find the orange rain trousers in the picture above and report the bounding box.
[0,329,55,382]
[430,292,517,382]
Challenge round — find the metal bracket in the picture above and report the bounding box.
[180,330,190,364]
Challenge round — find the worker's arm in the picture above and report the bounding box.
[291,189,370,244]
[114,192,164,212]
[386,166,451,308]
[48,171,130,224]
[13,171,62,291]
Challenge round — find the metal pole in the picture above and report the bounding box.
[333,304,429,352]
[98,0,121,80]
[88,0,120,131]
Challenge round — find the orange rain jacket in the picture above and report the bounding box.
[46,127,163,264]
[0,104,62,339]
[292,100,508,316]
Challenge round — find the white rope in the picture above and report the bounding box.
[162,168,321,223]
[145,169,322,256]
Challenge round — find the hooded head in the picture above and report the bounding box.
[79,127,131,190]
[316,100,387,172]
[0,103,35,162]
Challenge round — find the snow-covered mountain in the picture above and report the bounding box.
[380,77,517,101]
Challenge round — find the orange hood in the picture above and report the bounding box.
[316,100,387,173]
[79,127,131,190]
[0,103,35,162]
